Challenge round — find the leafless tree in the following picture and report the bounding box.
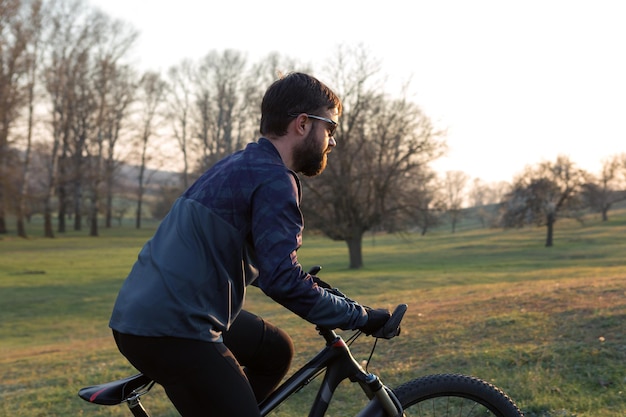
[302,46,446,268]
[193,49,252,170]
[400,169,445,235]
[85,12,137,236]
[581,153,626,221]
[469,178,510,228]
[11,0,44,238]
[0,0,33,234]
[501,155,587,247]
[166,59,195,189]
[134,70,166,229]
[442,170,469,233]
[42,0,97,235]
[102,63,136,228]
[37,0,137,236]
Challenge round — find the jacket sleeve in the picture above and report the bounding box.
[250,171,368,330]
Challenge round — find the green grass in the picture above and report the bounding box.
[1,212,625,416]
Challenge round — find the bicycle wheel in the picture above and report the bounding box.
[392,374,524,417]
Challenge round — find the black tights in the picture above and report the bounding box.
[113,310,294,417]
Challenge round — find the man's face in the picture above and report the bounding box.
[293,111,338,177]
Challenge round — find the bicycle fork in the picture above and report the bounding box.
[313,336,403,417]
[355,372,404,417]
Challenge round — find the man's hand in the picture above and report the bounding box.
[359,307,391,336]
[311,275,332,289]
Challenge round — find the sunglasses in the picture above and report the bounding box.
[289,113,338,137]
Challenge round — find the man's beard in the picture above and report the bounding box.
[293,130,330,177]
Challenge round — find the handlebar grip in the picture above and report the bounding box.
[308,265,322,275]
[375,304,408,339]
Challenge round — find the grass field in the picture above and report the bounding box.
[1,211,625,416]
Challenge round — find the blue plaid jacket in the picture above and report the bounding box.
[110,138,367,342]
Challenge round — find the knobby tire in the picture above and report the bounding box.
[392,374,524,417]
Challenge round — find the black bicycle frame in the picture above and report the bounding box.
[258,327,398,417]
[79,310,406,417]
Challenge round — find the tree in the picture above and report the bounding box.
[0,0,32,234]
[468,178,510,228]
[85,12,137,236]
[301,46,446,268]
[102,63,136,228]
[193,50,250,170]
[501,155,587,247]
[134,70,166,229]
[166,60,194,189]
[42,0,95,235]
[443,170,469,233]
[581,153,626,221]
[400,169,445,235]
[14,0,44,238]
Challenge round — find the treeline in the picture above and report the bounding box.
[1,0,625,266]
[0,0,308,238]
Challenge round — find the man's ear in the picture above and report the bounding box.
[292,114,309,135]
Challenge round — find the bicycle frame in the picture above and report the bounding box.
[258,327,401,417]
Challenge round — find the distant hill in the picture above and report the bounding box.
[115,164,184,195]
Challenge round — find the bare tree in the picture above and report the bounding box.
[42,0,96,235]
[102,63,136,228]
[468,178,490,228]
[134,70,166,229]
[501,155,587,247]
[581,153,626,221]
[443,170,469,233]
[12,0,44,238]
[469,178,510,228]
[400,169,445,235]
[166,59,195,189]
[0,0,32,234]
[85,12,137,236]
[302,46,446,268]
[193,49,251,170]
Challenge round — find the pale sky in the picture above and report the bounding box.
[90,0,625,183]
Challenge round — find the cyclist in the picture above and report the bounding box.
[109,72,391,417]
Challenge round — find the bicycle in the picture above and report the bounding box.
[79,277,524,416]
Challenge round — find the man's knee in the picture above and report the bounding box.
[261,324,294,372]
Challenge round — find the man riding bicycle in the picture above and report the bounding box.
[109,72,391,417]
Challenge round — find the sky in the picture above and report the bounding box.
[89,0,625,184]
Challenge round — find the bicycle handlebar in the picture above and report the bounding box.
[374,303,407,339]
[307,265,407,340]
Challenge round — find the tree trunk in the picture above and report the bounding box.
[135,198,142,229]
[346,235,364,269]
[73,179,82,231]
[89,178,99,236]
[104,157,114,228]
[105,190,113,228]
[17,219,26,238]
[0,177,6,232]
[89,208,98,236]
[43,170,56,238]
[43,210,54,238]
[545,213,555,247]
[0,169,5,234]
[57,185,67,233]
[601,207,608,222]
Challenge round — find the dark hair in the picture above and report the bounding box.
[260,72,342,136]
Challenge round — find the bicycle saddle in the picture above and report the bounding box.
[78,373,154,405]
